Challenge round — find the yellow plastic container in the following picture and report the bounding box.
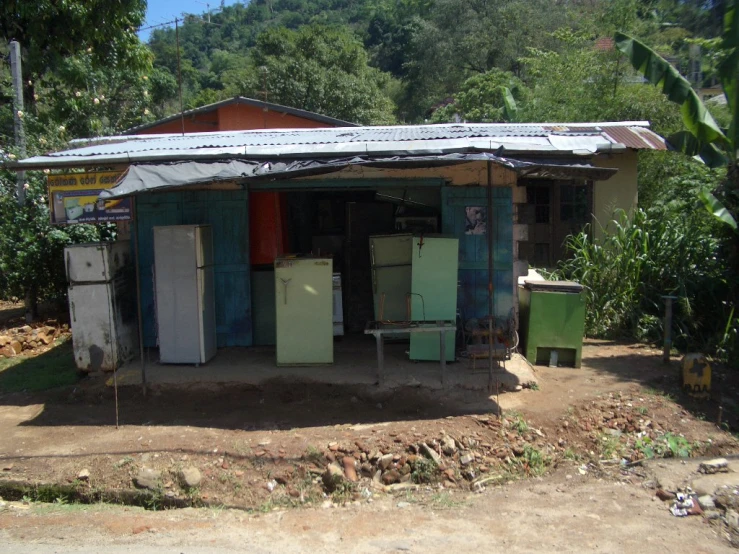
[681,353,711,397]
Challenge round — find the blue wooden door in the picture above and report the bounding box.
[136,190,252,348]
[136,193,182,348]
[441,186,513,322]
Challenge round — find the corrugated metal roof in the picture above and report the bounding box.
[13,121,665,170]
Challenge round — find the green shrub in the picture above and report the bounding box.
[555,209,736,363]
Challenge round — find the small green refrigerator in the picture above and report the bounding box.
[409,236,458,361]
[519,280,585,368]
[274,256,334,366]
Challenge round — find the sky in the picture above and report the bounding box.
[138,0,244,42]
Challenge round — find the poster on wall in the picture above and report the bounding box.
[48,171,131,225]
[464,206,487,235]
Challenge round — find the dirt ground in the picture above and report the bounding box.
[1,337,739,551]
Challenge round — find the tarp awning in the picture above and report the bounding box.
[100,154,618,199]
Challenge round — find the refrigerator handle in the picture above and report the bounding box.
[65,251,71,282]
[370,242,377,293]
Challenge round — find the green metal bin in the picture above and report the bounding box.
[519,280,585,368]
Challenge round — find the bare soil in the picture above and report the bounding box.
[1,337,738,551]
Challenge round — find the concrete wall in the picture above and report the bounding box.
[592,150,639,239]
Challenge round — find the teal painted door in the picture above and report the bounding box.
[136,190,252,348]
[409,237,458,361]
[442,187,513,322]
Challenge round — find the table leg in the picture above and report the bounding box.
[440,329,447,388]
[375,333,384,387]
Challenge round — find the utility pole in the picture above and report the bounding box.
[10,40,26,205]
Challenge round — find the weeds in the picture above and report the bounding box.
[601,434,623,460]
[635,433,693,459]
[506,411,529,434]
[411,457,439,484]
[303,446,324,465]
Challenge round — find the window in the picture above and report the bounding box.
[526,186,550,224]
[560,184,589,224]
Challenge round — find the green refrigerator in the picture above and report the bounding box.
[275,257,334,366]
[409,236,458,361]
[369,234,413,323]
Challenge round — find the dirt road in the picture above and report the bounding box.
[1,339,738,551]
[0,467,732,553]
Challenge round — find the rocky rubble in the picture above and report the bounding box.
[0,321,69,358]
[555,391,705,464]
[300,415,555,496]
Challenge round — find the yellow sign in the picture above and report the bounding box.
[47,171,130,225]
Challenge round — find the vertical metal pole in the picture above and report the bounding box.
[375,333,384,387]
[10,41,26,206]
[440,326,447,388]
[487,160,495,393]
[662,295,676,364]
[175,19,185,136]
[133,198,147,395]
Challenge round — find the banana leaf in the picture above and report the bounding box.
[666,131,730,168]
[614,32,728,150]
[699,190,738,233]
[501,86,518,122]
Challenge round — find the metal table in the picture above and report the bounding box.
[364,320,455,388]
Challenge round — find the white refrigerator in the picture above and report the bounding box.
[154,225,217,365]
[65,241,138,372]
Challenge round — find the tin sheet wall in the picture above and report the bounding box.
[135,190,252,348]
[442,186,514,322]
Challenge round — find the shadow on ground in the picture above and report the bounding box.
[580,340,739,432]
[0,373,501,431]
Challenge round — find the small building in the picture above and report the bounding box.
[124,96,356,135]
[16,121,664,379]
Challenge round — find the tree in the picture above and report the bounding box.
[615,0,737,244]
[429,69,526,123]
[614,0,738,362]
[0,1,150,84]
[222,25,396,124]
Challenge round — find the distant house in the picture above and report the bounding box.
[124,96,356,135]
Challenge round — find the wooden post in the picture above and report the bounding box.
[132,197,147,395]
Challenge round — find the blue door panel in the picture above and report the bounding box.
[442,186,514,321]
[135,190,252,349]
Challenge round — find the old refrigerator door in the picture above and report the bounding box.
[275,258,333,365]
[409,236,459,361]
[155,225,215,364]
[65,241,131,284]
[68,282,118,371]
[369,234,412,322]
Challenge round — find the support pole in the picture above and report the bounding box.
[662,295,676,364]
[374,333,384,387]
[486,160,495,394]
[175,19,185,136]
[132,198,147,395]
[440,325,447,388]
[9,41,26,206]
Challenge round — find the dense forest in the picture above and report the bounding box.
[0,0,737,363]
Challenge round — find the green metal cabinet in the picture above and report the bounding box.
[409,236,458,361]
[274,257,333,365]
[519,280,585,368]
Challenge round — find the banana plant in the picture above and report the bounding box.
[615,0,738,234]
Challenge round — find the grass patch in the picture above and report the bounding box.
[0,338,80,393]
